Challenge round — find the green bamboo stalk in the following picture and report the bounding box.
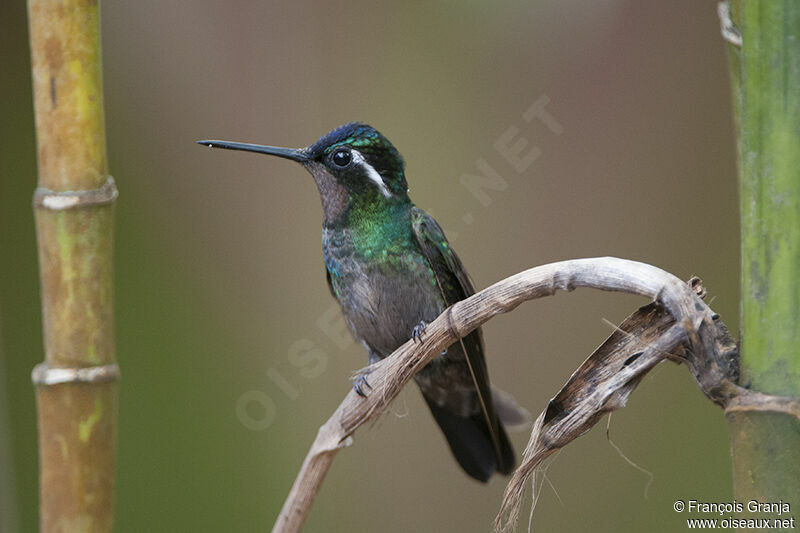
[27,0,119,531]
[723,0,800,510]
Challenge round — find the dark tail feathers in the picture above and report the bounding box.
[423,396,516,482]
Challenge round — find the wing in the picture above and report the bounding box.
[410,207,513,474]
[411,208,478,301]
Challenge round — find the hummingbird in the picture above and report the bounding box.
[198,123,527,482]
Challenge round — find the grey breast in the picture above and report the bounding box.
[334,253,444,357]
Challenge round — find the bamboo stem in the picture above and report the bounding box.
[722,0,800,510]
[27,0,119,531]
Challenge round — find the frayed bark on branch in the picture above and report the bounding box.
[496,283,737,531]
[273,257,800,532]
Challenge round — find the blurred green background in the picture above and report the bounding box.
[1,1,739,531]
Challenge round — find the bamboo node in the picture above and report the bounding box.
[33,176,118,210]
[724,389,800,421]
[32,362,120,386]
[717,2,742,48]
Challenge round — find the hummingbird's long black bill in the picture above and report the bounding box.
[196,140,309,162]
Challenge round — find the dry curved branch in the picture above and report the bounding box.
[274,257,800,532]
[494,288,735,531]
[273,257,709,532]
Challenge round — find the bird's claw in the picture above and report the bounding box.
[411,320,428,343]
[352,370,373,397]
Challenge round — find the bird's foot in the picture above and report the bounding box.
[411,320,428,343]
[352,369,373,397]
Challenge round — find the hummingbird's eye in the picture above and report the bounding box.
[331,149,352,167]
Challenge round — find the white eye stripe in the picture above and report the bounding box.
[351,150,392,198]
